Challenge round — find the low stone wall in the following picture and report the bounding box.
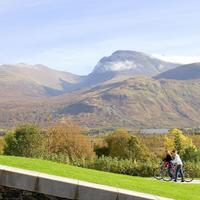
[0,185,68,200]
[0,165,173,200]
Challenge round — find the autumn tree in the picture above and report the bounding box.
[105,128,150,161]
[45,119,94,160]
[164,128,196,155]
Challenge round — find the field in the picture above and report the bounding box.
[0,156,199,200]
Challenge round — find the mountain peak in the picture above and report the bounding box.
[92,50,178,75]
[111,50,146,56]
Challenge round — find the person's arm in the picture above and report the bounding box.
[171,155,177,164]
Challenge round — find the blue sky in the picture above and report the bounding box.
[0,0,200,75]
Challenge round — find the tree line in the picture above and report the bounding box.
[1,120,200,177]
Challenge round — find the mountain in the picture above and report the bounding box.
[93,50,178,75]
[1,51,200,130]
[80,50,179,87]
[154,63,200,80]
[54,76,200,130]
[0,63,81,99]
[0,51,179,99]
[2,75,200,130]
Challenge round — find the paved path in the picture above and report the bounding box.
[152,178,200,184]
[182,180,200,184]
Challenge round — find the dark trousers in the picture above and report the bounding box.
[175,165,184,182]
[168,167,173,179]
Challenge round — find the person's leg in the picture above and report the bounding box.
[168,167,173,179]
[175,165,181,182]
[179,166,184,182]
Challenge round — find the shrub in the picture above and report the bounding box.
[77,156,159,177]
[104,128,151,161]
[94,145,110,157]
[45,119,95,160]
[0,137,5,154]
[182,146,200,162]
[184,161,200,178]
[41,153,71,164]
[4,124,45,157]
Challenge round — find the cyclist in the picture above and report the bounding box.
[162,150,173,179]
[171,150,184,182]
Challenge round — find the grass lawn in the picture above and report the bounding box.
[0,156,199,200]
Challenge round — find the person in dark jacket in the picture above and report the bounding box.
[163,150,173,179]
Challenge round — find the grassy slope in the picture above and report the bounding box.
[0,156,199,200]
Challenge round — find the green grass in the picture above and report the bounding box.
[0,156,199,200]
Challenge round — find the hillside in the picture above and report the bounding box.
[0,63,81,99]
[1,76,200,129]
[55,77,200,129]
[1,52,200,130]
[155,63,200,80]
[0,156,199,200]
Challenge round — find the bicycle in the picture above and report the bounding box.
[153,161,166,180]
[154,162,194,182]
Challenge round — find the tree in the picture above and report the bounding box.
[105,128,150,161]
[164,128,196,155]
[45,119,94,160]
[4,124,45,157]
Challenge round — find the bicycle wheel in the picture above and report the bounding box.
[184,171,194,182]
[153,168,162,180]
[162,169,172,181]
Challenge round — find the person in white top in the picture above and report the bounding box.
[171,150,184,182]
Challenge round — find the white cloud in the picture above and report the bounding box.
[152,54,200,64]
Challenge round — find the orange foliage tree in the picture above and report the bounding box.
[45,119,94,160]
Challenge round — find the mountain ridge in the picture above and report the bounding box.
[0,63,82,98]
[0,50,179,98]
[1,50,200,130]
[154,63,200,80]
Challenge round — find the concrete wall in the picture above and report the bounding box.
[0,165,173,200]
[0,185,67,200]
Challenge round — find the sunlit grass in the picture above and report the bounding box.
[0,155,199,200]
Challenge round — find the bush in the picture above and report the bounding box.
[77,156,159,177]
[182,146,200,162]
[184,161,200,178]
[41,153,71,164]
[4,124,45,157]
[94,145,110,157]
[104,129,151,161]
[0,137,5,154]
[45,119,95,160]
